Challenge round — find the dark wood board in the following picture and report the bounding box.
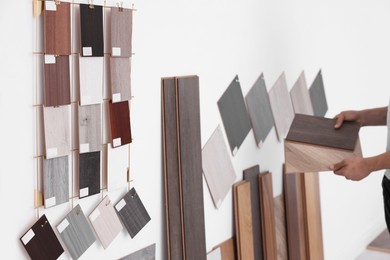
[109,100,132,148]
[309,70,328,117]
[79,151,100,198]
[80,4,104,57]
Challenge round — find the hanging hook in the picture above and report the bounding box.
[41,220,48,228]
[117,2,124,12]
[89,0,94,9]
[55,0,61,6]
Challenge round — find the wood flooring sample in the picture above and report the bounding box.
[245,73,275,147]
[79,151,100,199]
[290,71,314,115]
[119,244,156,260]
[79,104,102,153]
[268,73,295,141]
[212,238,237,260]
[44,55,71,107]
[79,56,103,106]
[80,4,104,57]
[107,143,129,191]
[309,70,328,117]
[111,7,133,57]
[44,1,71,55]
[368,230,390,253]
[202,125,236,208]
[20,215,64,260]
[110,57,132,102]
[115,188,151,238]
[89,196,123,249]
[44,156,69,208]
[274,194,288,260]
[43,105,70,159]
[218,75,252,155]
[109,100,132,148]
[57,205,97,260]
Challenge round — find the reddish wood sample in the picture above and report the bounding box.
[212,238,237,260]
[109,101,131,148]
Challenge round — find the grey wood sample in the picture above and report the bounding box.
[57,204,97,260]
[119,244,156,260]
[79,104,102,153]
[79,151,100,199]
[245,73,275,147]
[218,75,252,155]
[290,71,314,115]
[89,196,123,249]
[268,73,295,141]
[115,188,151,238]
[202,125,236,208]
[43,105,70,159]
[111,7,133,57]
[43,156,69,208]
[110,57,131,102]
[309,70,328,117]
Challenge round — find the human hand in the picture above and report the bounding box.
[334,110,363,129]
[330,157,372,181]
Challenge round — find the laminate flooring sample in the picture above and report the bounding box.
[109,100,132,147]
[43,105,70,159]
[290,71,313,115]
[115,188,151,238]
[218,75,252,155]
[119,244,156,260]
[268,73,295,141]
[44,1,71,55]
[79,104,101,153]
[57,205,96,260]
[44,55,71,107]
[110,57,131,103]
[234,181,255,260]
[111,7,133,57]
[20,215,64,260]
[202,125,236,208]
[368,230,390,253]
[80,4,104,57]
[44,156,69,208]
[107,143,128,191]
[243,165,263,260]
[274,194,288,260]
[79,151,100,199]
[309,70,328,117]
[79,56,103,106]
[212,238,237,260]
[245,73,275,147]
[89,196,123,249]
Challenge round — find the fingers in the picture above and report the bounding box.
[334,113,345,128]
[330,160,345,172]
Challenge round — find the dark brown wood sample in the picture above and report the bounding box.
[286,114,360,151]
[243,165,264,260]
[79,151,100,198]
[212,238,237,260]
[44,2,71,55]
[109,100,132,148]
[20,215,64,260]
[44,55,71,107]
[111,7,133,57]
[80,4,104,57]
[368,230,390,253]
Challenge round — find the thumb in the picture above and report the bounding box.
[334,114,344,129]
[330,160,345,172]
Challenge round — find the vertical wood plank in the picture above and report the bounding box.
[110,57,132,102]
[80,4,104,57]
[79,104,102,153]
[274,194,288,260]
[43,156,69,208]
[79,151,101,198]
[110,7,133,57]
[109,100,132,148]
[79,56,103,106]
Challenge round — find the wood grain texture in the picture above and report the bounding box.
[213,238,237,260]
[202,125,236,208]
[110,57,132,102]
[177,76,207,260]
[284,138,363,173]
[79,56,103,106]
[79,151,100,198]
[43,156,69,208]
[44,2,71,55]
[89,196,123,249]
[79,104,102,153]
[268,73,295,141]
[289,71,314,115]
[234,181,255,260]
[20,215,64,260]
[119,244,156,260]
[161,77,184,260]
[107,143,128,191]
[109,100,132,147]
[111,7,133,57]
[43,105,70,159]
[80,4,104,57]
[258,172,278,260]
[44,55,71,107]
[274,194,288,260]
[286,114,360,151]
[57,204,96,260]
[217,75,252,154]
[368,230,390,253]
[245,73,275,147]
[243,165,263,260]
[115,188,151,238]
[309,70,328,117]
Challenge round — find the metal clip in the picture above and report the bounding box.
[55,0,61,6]
[117,2,124,12]
[89,0,94,9]
[41,220,48,228]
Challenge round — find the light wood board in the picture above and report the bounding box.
[107,143,129,191]
[79,104,102,153]
[79,56,103,106]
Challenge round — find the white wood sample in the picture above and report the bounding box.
[107,143,129,191]
[79,56,103,106]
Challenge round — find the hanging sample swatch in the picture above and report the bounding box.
[217,75,252,155]
[110,57,132,103]
[110,7,133,57]
[290,71,313,115]
[43,156,69,208]
[309,70,328,117]
[20,215,64,260]
[245,73,275,147]
[79,151,100,198]
[107,143,129,191]
[79,4,104,57]
[79,56,103,106]
[202,125,236,208]
[119,243,156,260]
[109,100,132,148]
[79,104,102,153]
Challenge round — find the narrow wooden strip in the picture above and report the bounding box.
[274,194,288,260]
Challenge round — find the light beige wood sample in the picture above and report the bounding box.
[274,194,288,260]
[290,71,314,115]
[107,143,129,191]
[284,139,362,173]
[110,57,131,102]
[79,104,102,153]
[79,56,103,106]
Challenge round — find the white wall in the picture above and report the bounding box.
[1,0,390,259]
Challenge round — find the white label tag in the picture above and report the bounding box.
[44,55,56,64]
[80,187,89,198]
[80,143,90,154]
[232,147,238,156]
[47,147,58,158]
[21,229,35,245]
[57,219,69,233]
[45,1,57,11]
[115,199,126,212]
[112,47,121,57]
[113,138,122,147]
[57,252,67,260]
[90,208,100,222]
[45,197,56,208]
[83,47,93,56]
[112,93,121,103]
